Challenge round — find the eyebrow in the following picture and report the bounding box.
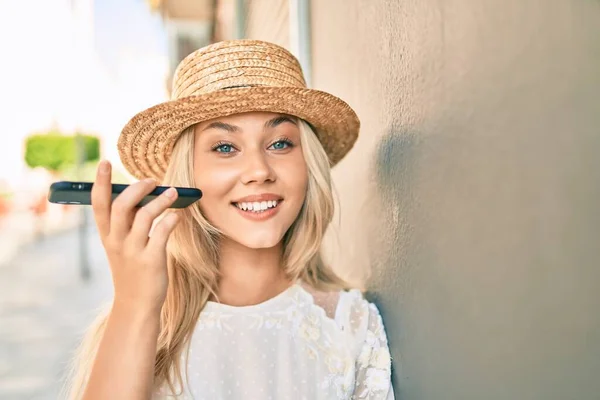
[201,115,297,133]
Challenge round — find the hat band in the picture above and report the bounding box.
[221,84,255,90]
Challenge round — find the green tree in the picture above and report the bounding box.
[24,132,100,173]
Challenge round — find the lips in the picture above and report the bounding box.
[230,200,282,221]
[230,193,284,221]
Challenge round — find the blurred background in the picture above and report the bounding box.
[1,0,600,399]
[0,1,171,398]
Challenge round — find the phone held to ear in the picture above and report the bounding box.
[47,181,203,209]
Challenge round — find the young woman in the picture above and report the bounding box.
[66,39,394,400]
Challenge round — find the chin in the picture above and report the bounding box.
[223,226,286,249]
[229,231,284,249]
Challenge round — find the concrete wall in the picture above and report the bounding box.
[237,0,600,398]
[309,1,600,399]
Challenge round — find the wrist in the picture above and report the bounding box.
[111,297,163,321]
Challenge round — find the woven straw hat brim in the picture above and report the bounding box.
[118,86,360,181]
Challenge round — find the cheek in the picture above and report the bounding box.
[193,161,238,214]
[277,157,309,202]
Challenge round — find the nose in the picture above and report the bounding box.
[240,149,276,185]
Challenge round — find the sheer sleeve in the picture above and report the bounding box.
[343,291,395,400]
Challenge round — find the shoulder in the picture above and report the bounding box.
[299,282,389,353]
[337,290,394,398]
[336,289,388,344]
[298,280,342,319]
[332,288,392,376]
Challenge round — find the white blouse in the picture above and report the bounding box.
[155,281,394,400]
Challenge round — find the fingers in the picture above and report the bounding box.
[109,178,157,239]
[91,160,112,238]
[130,187,179,244]
[146,212,180,254]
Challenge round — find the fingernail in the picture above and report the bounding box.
[165,187,177,198]
[144,178,156,185]
[99,160,110,174]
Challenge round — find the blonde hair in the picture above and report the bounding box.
[62,117,352,398]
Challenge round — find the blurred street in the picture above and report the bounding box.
[0,1,167,395]
[0,210,112,399]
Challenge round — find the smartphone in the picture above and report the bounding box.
[48,181,202,209]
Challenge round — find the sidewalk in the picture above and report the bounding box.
[0,209,112,399]
[0,205,82,268]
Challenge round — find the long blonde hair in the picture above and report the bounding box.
[63,117,352,398]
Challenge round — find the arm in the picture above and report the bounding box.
[82,305,161,400]
[352,302,395,400]
[81,160,180,399]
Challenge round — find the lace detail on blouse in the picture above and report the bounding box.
[344,291,394,400]
[153,283,394,400]
[300,282,341,319]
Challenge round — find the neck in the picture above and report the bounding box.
[212,237,293,306]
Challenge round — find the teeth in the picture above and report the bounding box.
[235,200,279,212]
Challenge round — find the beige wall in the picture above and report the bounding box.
[242,0,289,48]
[231,0,600,397]
[309,0,600,399]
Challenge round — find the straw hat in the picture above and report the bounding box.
[117,39,360,181]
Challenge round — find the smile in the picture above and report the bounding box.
[234,200,279,212]
[230,200,282,221]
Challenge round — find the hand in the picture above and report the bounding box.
[91,160,180,315]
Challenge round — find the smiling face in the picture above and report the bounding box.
[193,111,309,249]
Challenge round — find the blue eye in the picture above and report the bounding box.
[269,140,293,150]
[213,143,235,153]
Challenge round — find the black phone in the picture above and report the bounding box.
[48,181,202,209]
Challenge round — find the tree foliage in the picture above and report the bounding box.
[24,132,100,172]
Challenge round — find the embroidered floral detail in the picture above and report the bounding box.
[183,285,393,399]
[372,347,391,370]
[196,312,233,332]
[322,367,355,399]
[285,289,355,399]
[351,300,393,400]
[225,286,356,398]
[360,369,390,396]
[298,312,322,341]
[357,344,372,369]
[247,313,285,329]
